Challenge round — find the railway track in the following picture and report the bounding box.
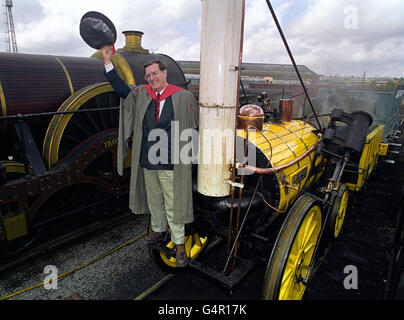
[0,211,163,301]
[306,166,403,299]
[0,210,134,275]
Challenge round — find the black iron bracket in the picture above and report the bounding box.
[14,120,47,177]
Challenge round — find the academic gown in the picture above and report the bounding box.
[117,84,199,224]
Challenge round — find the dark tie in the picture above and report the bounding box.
[155,93,160,124]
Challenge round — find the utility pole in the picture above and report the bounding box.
[362,70,367,88]
[4,0,17,53]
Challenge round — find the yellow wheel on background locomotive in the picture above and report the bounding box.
[42,82,119,168]
[327,184,349,239]
[147,218,208,272]
[262,194,322,300]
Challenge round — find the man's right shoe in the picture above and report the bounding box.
[175,244,188,267]
[145,231,164,244]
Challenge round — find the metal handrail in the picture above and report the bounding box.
[0,107,119,121]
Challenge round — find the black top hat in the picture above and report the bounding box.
[79,11,117,50]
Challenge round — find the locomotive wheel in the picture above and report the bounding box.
[147,218,208,273]
[43,82,119,168]
[327,184,349,239]
[263,194,322,300]
[32,183,117,230]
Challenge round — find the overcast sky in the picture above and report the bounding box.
[1,0,403,78]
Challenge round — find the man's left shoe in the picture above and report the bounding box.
[145,231,164,244]
[175,244,188,267]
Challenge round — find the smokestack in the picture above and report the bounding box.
[122,30,149,53]
[197,0,245,197]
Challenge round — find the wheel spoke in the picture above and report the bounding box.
[280,268,295,293]
[194,234,202,248]
[82,108,101,133]
[304,212,321,247]
[185,236,192,255]
[302,242,314,256]
[298,211,314,249]
[69,117,92,137]
[95,96,109,130]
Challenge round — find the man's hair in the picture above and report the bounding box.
[144,60,167,72]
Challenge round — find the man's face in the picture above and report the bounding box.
[145,63,168,93]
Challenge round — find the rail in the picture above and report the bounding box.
[0,212,142,300]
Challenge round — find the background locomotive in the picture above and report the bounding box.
[0,30,187,255]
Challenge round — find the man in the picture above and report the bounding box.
[100,45,199,267]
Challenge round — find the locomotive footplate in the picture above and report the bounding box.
[187,257,260,290]
[149,241,262,290]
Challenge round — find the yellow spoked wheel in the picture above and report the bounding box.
[42,82,119,168]
[328,184,349,239]
[147,219,208,273]
[263,194,322,300]
[160,234,209,268]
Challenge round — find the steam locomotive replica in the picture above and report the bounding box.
[148,96,393,300]
[0,26,401,300]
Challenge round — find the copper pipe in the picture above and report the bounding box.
[238,140,320,175]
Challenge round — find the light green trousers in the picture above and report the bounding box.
[143,168,185,245]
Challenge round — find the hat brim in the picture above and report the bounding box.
[80,11,117,50]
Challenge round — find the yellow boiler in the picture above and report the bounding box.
[237,119,323,214]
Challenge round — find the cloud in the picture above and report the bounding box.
[6,0,202,59]
[1,0,403,77]
[243,0,294,65]
[285,0,404,77]
[242,0,404,77]
[10,0,128,56]
[118,0,201,59]
[13,0,45,24]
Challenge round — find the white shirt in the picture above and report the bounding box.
[105,63,166,116]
